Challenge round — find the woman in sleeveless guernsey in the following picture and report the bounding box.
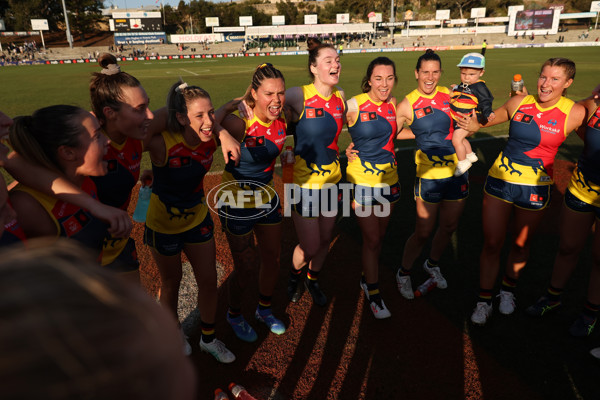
[9,105,110,256]
[525,86,600,337]
[393,50,468,299]
[90,54,239,281]
[285,38,346,307]
[144,82,235,363]
[216,63,288,342]
[88,54,155,282]
[346,57,400,319]
[463,58,587,325]
[0,111,26,246]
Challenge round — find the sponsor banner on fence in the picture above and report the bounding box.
[114,31,167,44]
[3,42,599,67]
[0,31,40,36]
[170,34,222,43]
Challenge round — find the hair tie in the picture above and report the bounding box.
[101,64,121,75]
[176,82,188,93]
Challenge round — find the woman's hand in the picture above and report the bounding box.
[216,126,241,165]
[592,83,600,99]
[345,142,358,162]
[89,202,132,238]
[456,110,481,133]
[140,169,153,187]
[237,99,254,120]
[511,85,529,97]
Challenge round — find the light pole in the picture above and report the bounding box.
[60,0,73,49]
[389,0,394,39]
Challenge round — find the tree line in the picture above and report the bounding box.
[0,0,594,37]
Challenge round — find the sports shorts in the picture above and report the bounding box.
[352,182,401,207]
[564,188,600,219]
[219,196,282,236]
[287,183,344,218]
[415,174,469,203]
[484,175,550,210]
[143,212,214,256]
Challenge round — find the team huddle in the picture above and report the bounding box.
[0,39,598,366]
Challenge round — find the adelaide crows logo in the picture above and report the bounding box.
[306,108,325,118]
[360,112,377,122]
[513,112,533,124]
[415,106,433,119]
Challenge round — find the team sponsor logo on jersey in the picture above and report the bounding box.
[306,108,325,119]
[107,159,118,172]
[415,106,434,119]
[62,210,90,237]
[514,112,533,124]
[247,125,260,136]
[245,136,265,148]
[168,156,192,168]
[360,112,378,122]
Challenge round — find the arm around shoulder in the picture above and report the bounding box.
[285,86,304,122]
[5,153,132,238]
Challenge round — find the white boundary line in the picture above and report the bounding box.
[179,68,199,76]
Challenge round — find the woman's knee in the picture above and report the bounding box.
[483,235,504,255]
[557,241,583,258]
[362,234,383,252]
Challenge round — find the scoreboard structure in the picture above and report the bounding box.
[110,11,167,44]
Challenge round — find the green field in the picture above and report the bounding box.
[2,47,600,399]
[1,47,597,171]
[2,47,598,119]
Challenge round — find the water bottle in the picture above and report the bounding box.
[511,74,524,96]
[132,183,151,223]
[281,145,295,184]
[415,277,437,297]
[214,388,230,400]
[229,383,258,400]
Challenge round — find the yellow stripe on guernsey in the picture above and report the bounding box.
[293,83,344,188]
[13,185,61,237]
[414,151,458,179]
[144,131,212,234]
[488,151,553,185]
[146,193,208,234]
[347,158,398,186]
[568,166,600,207]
